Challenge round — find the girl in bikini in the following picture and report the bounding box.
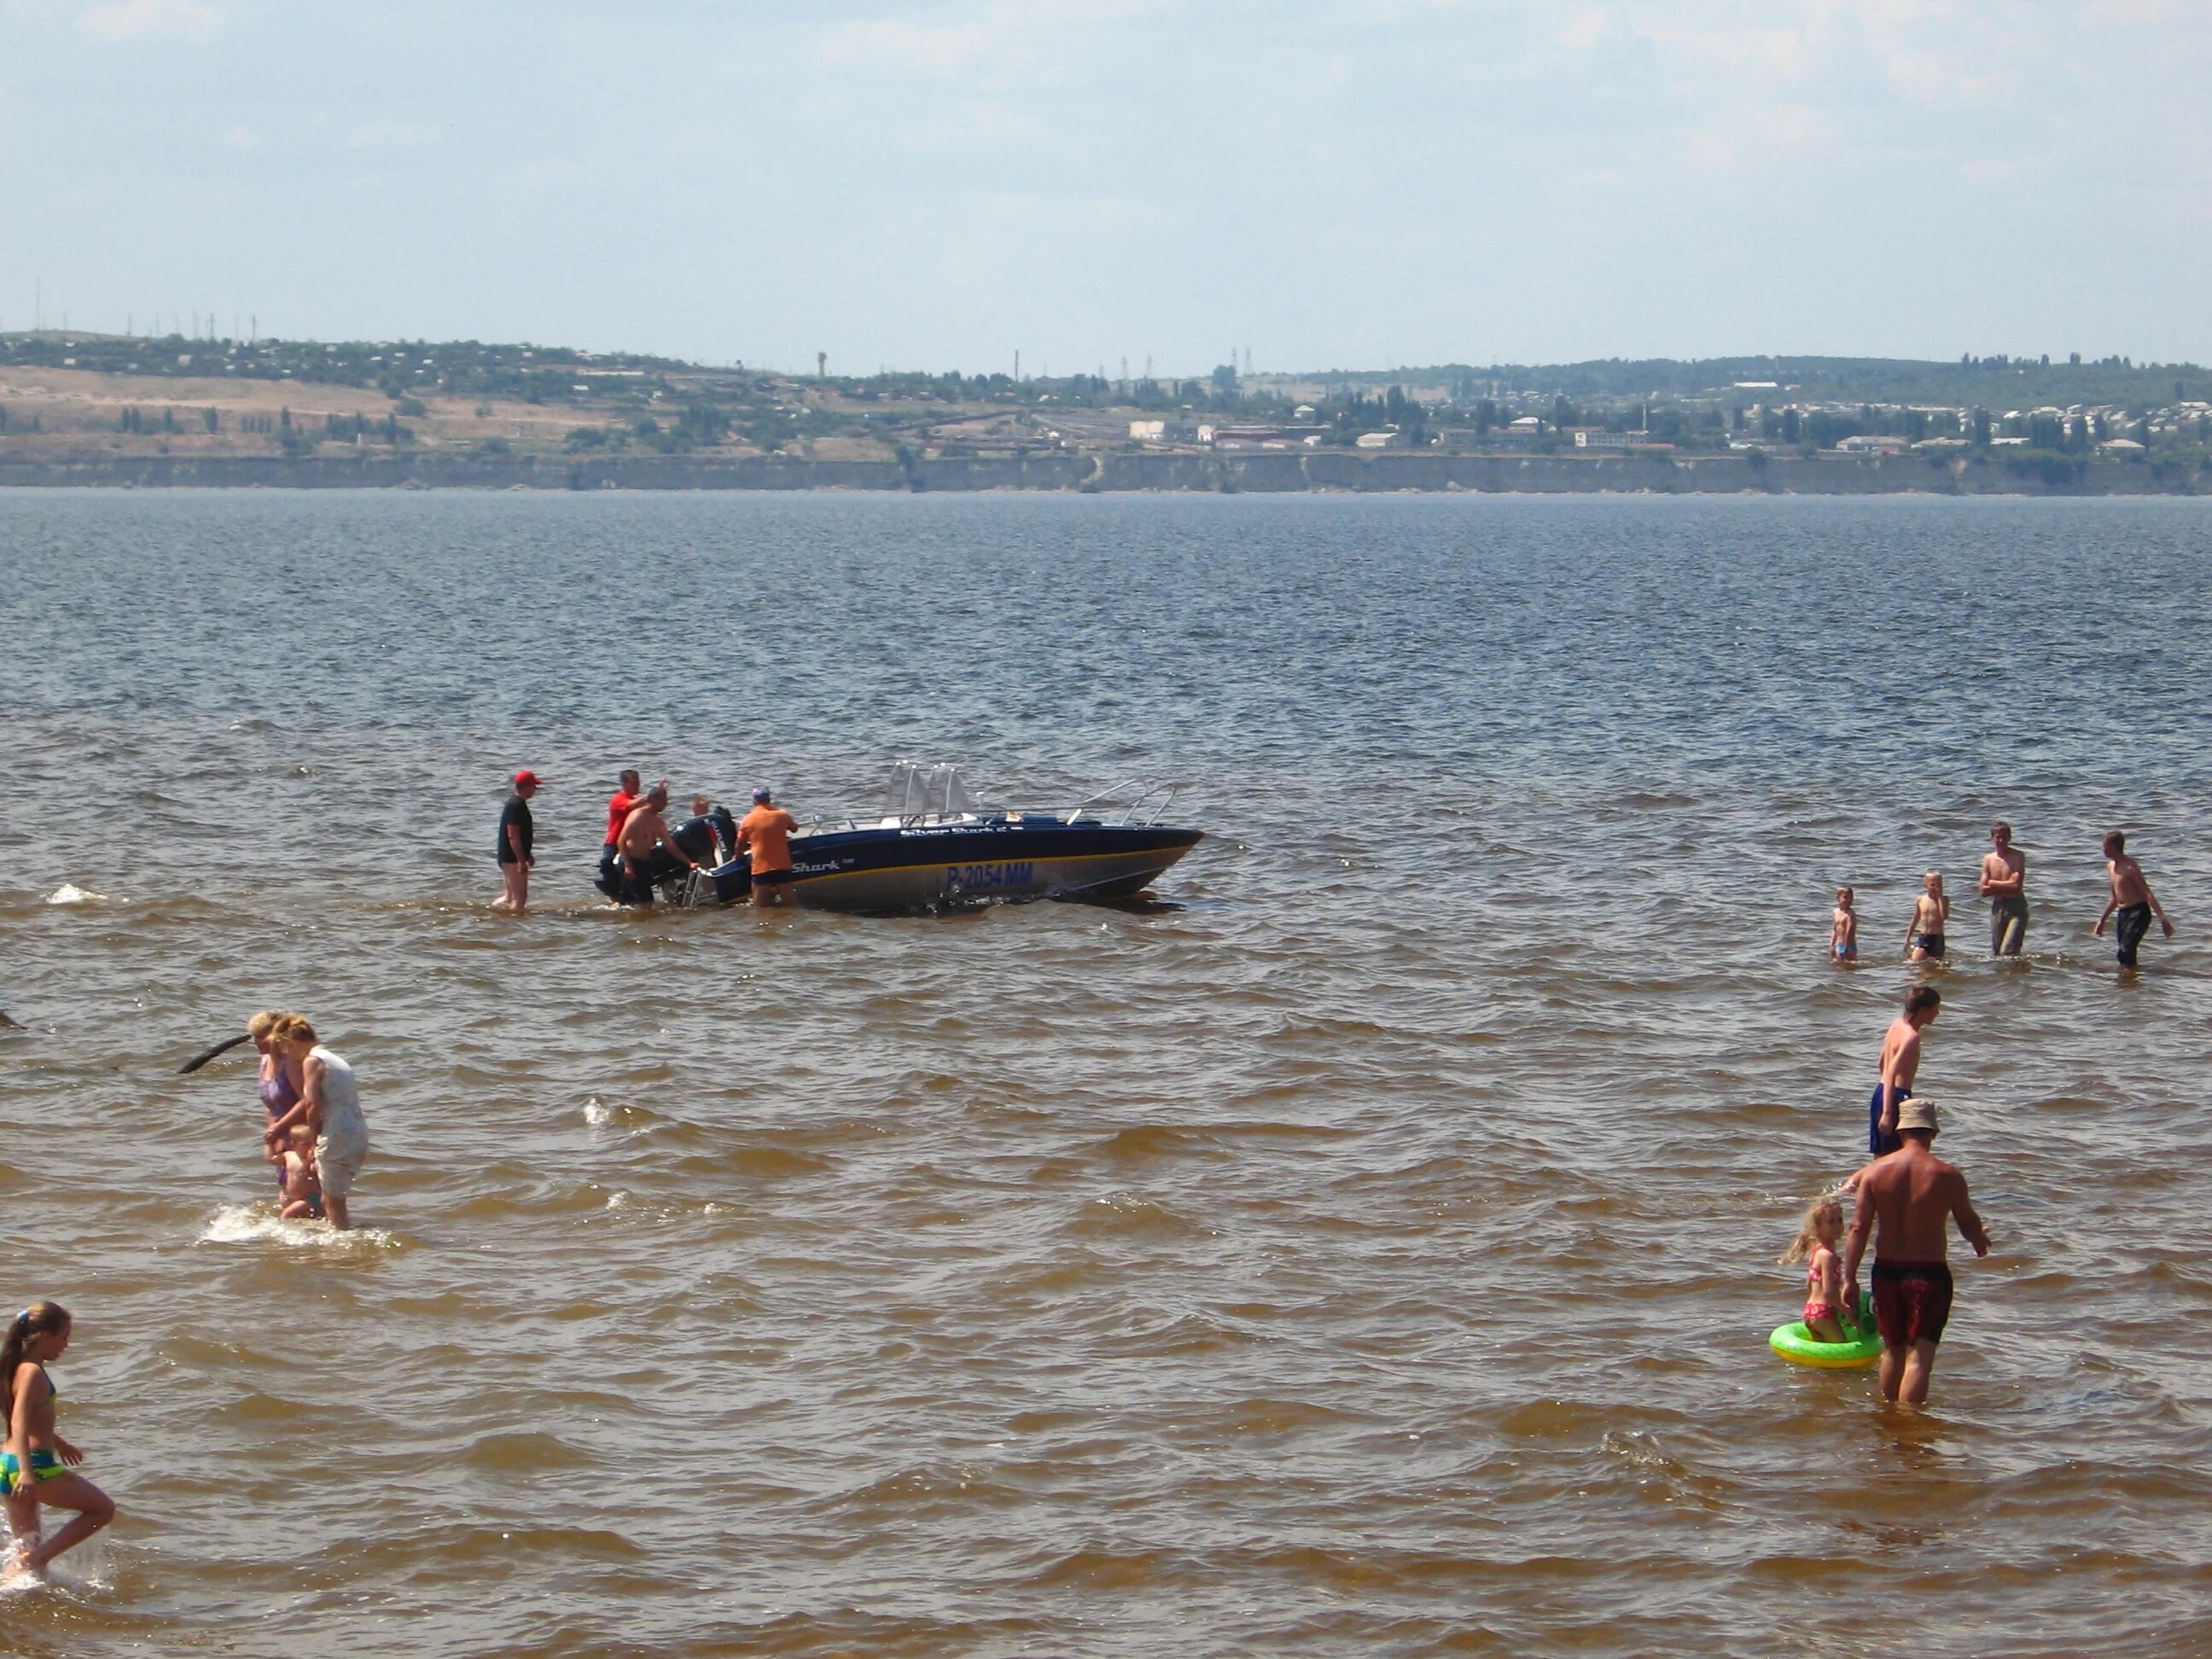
[3,1301,115,1578]
[1779,1199,1852,1342]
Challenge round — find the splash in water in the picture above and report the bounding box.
[44,884,108,906]
[199,1204,401,1251]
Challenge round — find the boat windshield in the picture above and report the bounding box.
[885,761,976,822]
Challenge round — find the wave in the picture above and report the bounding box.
[197,1204,403,1252]
[44,882,110,905]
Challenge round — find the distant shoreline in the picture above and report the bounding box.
[1,451,2205,496]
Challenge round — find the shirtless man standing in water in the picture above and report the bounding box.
[1842,1097,1990,1406]
[1979,822,2029,958]
[615,785,699,910]
[1866,987,1939,1157]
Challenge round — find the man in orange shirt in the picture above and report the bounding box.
[738,785,800,908]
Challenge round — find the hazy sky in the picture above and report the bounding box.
[7,0,2209,374]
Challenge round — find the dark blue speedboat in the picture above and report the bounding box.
[660,764,1203,914]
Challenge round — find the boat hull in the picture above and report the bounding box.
[680,822,1202,914]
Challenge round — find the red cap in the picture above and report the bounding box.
[513,769,543,789]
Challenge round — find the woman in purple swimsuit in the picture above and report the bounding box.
[248,1010,318,1212]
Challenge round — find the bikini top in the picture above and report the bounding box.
[1805,1249,1831,1292]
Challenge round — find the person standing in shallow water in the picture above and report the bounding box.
[263,1016,370,1231]
[3,1301,114,1578]
[1842,1097,1990,1406]
[738,785,800,909]
[597,769,648,902]
[1903,871,1950,962]
[1868,987,1939,1157]
[1979,822,2028,958]
[493,769,540,914]
[2093,830,2174,969]
[247,1009,317,1213]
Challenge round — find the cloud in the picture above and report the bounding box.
[78,0,222,42]
[346,119,440,151]
[220,125,259,149]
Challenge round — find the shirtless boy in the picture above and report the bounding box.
[2093,830,2174,969]
[615,785,701,910]
[1842,1097,1990,1406]
[1904,871,1950,961]
[1868,987,1938,1157]
[1979,823,2028,958]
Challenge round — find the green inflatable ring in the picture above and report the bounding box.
[1769,1296,1882,1369]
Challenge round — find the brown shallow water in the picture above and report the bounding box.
[2,491,2210,1656]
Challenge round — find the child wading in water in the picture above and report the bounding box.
[1831,887,1859,963]
[3,1302,114,1579]
[1905,871,1950,962]
[1780,1200,1853,1342]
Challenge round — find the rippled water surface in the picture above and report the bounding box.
[3,491,2211,1657]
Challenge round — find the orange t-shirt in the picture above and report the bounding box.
[738,805,799,873]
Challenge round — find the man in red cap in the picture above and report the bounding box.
[494,769,541,913]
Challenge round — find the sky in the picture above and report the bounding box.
[5,0,2209,375]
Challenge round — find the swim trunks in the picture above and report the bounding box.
[1871,1259,1953,1347]
[1834,942,1856,962]
[619,857,658,906]
[0,1448,65,1494]
[1867,1084,1903,1157]
[1911,931,1947,957]
[1989,894,2029,956]
[750,866,795,886]
[2116,902,2153,968]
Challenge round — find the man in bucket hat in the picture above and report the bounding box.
[1842,1096,1992,1407]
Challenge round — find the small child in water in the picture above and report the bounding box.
[1831,887,1858,962]
[278,1124,320,1220]
[1905,871,1950,961]
[1779,1198,1852,1342]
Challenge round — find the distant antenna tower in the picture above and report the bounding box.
[1120,354,1127,387]
[1144,354,1152,381]
[1014,349,1021,382]
[817,351,826,381]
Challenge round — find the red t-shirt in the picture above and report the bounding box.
[604,791,643,844]
[739,805,799,874]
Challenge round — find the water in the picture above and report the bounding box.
[3,491,2211,1656]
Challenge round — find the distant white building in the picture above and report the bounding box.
[1354,429,1407,449]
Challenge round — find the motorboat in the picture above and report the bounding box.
[650,763,1203,914]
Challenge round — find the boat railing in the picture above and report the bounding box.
[1060,779,1179,827]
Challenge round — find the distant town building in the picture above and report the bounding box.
[1354,429,1408,449]
[1566,427,1632,451]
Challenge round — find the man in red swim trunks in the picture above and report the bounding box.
[1842,1096,1991,1406]
[738,784,800,908]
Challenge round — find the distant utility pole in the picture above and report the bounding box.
[1014,349,1021,383]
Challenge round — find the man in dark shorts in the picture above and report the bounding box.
[615,784,698,910]
[2093,830,2174,969]
[738,784,800,908]
[1842,1096,1990,1406]
[493,769,540,914]
[597,770,647,902]
[1867,986,1938,1156]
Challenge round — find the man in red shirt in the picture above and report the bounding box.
[738,784,800,908]
[597,770,654,902]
